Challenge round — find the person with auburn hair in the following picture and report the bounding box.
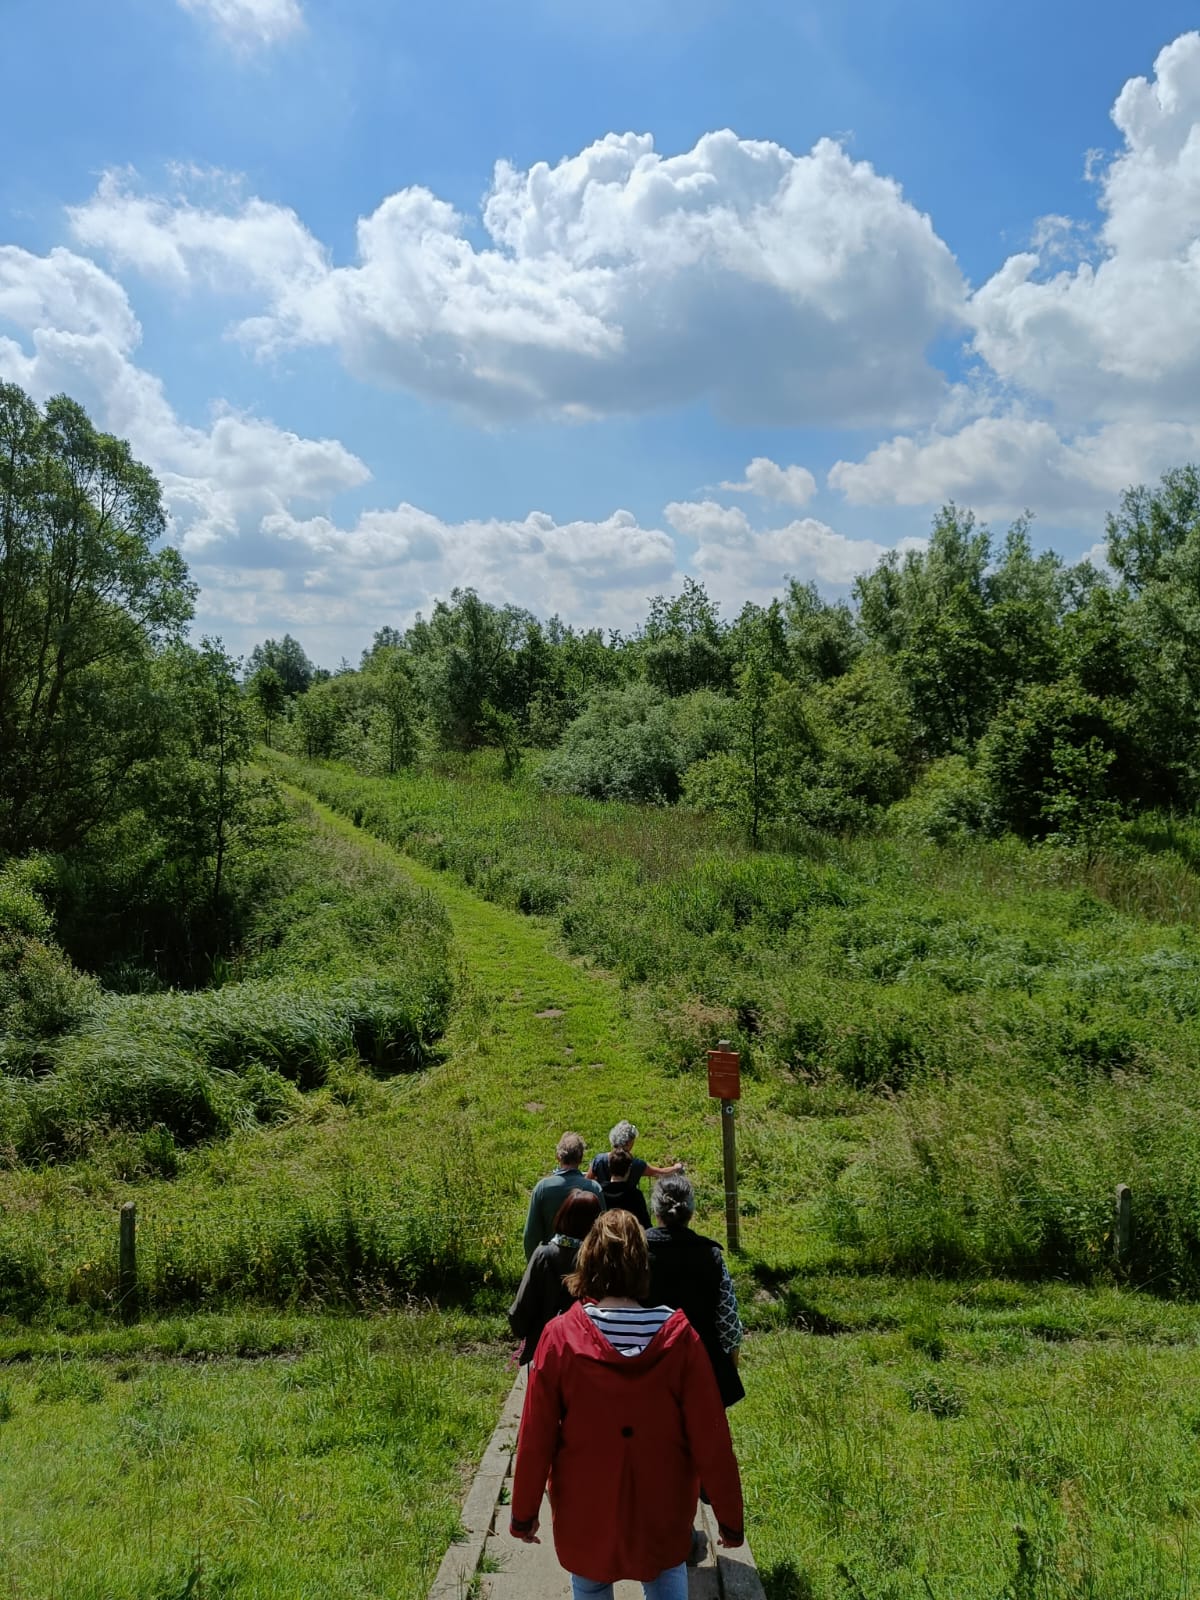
[509,1209,744,1600]
[507,1190,602,1366]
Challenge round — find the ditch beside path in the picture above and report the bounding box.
[427,1370,766,1600]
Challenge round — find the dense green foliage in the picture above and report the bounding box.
[0,801,453,1175]
[0,385,194,857]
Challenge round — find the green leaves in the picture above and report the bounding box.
[0,382,194,856]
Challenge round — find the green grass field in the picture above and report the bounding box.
[7,760,1200,1597]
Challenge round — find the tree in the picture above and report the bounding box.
[0,384,195,854]
[776,654,916,832]
[407,588,527,749]
[249,664,287,748]
[641,578,730,696]
[361,646,419,772]
[856,506,1002,755]
[980,681,1130,843]
[246,634,314,697]
[148,640,254,910]
[361,625,403,666]
[782,581,860,684]
[480,700,523,779]
[986,518,1066,699]
[684,608,782,844]
[1102,466,1200,805]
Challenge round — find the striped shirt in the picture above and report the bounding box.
[585,1303,673,1356]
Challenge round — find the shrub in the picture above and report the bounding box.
[0,800,454,1165]
[888,755,989,844]
[539,684,684,803]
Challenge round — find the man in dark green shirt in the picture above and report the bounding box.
[522,1131,605,1259]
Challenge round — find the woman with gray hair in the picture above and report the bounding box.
[645,1174,744,1407]
[587,1119,684,1191]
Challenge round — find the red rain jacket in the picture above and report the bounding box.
[509,1301,744,1582]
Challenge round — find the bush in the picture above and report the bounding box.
[888,755,989,844]
[0,859,97,1064]
[837,1060,1200,1290]
[0,800,454,1165]
[539,684,684,803]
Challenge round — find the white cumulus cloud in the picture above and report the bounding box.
[68,132,967,426]
[0,246,368,559]
[665,498,925,607]
[830,416,1200,521]
[829,32,1200,520]
[972,31,1200,422]
[720,456,817,505]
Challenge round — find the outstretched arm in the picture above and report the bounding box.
[643,1160,685,1178]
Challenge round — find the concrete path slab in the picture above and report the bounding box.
[427,1371,765,1600]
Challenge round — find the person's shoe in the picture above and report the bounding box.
[687,1528,708,1567]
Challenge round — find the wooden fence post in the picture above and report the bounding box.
[1114,1183,1131,1270]
[118,1201,138,1324]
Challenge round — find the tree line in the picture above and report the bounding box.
[257,477,1200,850]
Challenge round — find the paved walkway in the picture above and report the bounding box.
[428,1372,765,1600]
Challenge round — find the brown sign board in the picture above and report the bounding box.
[707,1048,741,1100]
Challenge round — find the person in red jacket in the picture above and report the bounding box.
[509,1209,744,1600]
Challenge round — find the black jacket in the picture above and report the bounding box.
[507,1238,578,1365]
[600,1179,651,1228]
[646,1223,745,1407]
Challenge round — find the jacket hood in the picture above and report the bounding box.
[557,1300,691,1370]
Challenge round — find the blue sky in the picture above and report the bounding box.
[3,1,1200,663]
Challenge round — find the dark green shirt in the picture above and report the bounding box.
[522,1168,604,1259]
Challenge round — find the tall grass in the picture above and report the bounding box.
[0,800,453,1165]
[0,1105,514,1318]
[0,1315,510,1599]
[273,750,1200,1292]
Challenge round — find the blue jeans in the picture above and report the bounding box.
[570,1564,687,1600]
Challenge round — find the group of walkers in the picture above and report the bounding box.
[508,1120,746,1600]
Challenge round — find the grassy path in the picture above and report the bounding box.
[284,783,724,1236]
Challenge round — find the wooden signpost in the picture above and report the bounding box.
[707,1040,741,1254]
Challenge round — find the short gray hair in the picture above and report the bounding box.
[556,1131,585,1167]
[652,1173,695,1226]
[609,1119,638,1151]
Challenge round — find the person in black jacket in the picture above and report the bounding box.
[598,1146,651,1228]
[507,1189,602,1365]
[646,1173,744,1407]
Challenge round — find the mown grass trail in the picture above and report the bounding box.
[279,783,710,1224]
